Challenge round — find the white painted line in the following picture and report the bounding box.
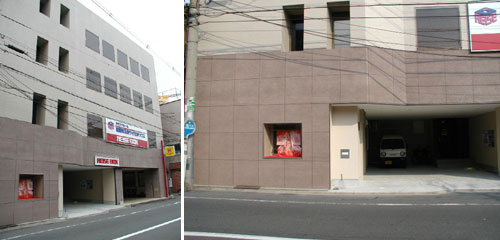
[184,231,321,240]
[184,196,500,206]
[112,218,180,240]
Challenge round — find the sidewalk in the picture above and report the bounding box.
[194,167,500,195]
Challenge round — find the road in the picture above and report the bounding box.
[185,191,500,240]
[0,198,181,240]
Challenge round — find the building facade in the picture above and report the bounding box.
[193,0,500,189]
[0,0,165,226]
[160,98,182,193]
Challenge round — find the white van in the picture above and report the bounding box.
[380,135,407,168]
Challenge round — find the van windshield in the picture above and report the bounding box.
[381,139,404,149]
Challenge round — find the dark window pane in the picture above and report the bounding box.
[86,68,101,92]
[85,30,100,53]
[133,90,143,109]
[417,8,460,49]
[104,77,117,98]
[87,114,103,139]
[140,65,150,82]
[102,40,115,62]
[144,95,153,113]
[117,49,128,69]
[119,84,131,104]
[147,130,156,148]
[130,57,140,76]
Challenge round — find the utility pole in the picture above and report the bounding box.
[184,0,199,191]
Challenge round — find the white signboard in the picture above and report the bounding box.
[468,1,500,52]
[95,156,120,167]
[105,118,148,148]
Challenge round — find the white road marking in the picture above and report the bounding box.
[112,218,181,240]
[184,196,500,206]
[184,231,321,240]
[1,200,181,240]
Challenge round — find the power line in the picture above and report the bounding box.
[90,0,182,77]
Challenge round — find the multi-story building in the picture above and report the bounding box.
[0,0,166,226]
[193,0,500,190]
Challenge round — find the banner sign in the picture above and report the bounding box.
[105,118,148,148]
[165,146,175,157]
[95,156,120,167]
[468,2,500,51]
[276,130,302,158]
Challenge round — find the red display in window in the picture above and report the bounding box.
[276,130,302,158]
[18,178,34,200]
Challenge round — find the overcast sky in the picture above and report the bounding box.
[78,0,184,95]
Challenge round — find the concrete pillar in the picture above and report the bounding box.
[114,169,123,205]
[102,169,116,204]
[58,165,63,217]
[330,106,365,189]
[144,169,160,198]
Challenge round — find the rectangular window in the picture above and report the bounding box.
[58,47,69,73]
[36,36,48,65]
[32,93,46,125]
[117,49,128,69]
[416,8,460,49]
[86,68,101,92]
[18,175,44,200]
[102,40,115,62]
[60,4,70,28]
[144,95,153,113]
[119,84,131,104]
[104,77,118,99]
[147,130,156,148]
[87,114,103,139]
[284,5,304,51]
[140,65,150,82]
[329,2,350,48]
[57,100,68,130]
[264,123,302,158]
[130,57,140,76]
[85,30,100,53]
[133,90,143,109]
[40,0,50,17]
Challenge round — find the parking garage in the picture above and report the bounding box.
[330,104,500,189]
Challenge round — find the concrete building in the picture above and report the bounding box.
[193,0,500,189]
[159,95,182,193]
[0,0,165,227]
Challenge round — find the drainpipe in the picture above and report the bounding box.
[161,140,169,198]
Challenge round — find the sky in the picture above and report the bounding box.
[78,0,184,95]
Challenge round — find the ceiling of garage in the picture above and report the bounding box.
[335,104,500,119]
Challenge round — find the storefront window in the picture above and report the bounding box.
[264,123,302,158]
[18,175,43,200]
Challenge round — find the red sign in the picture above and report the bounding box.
[276,130,302,158]
[18,178,34,200]
[95,156,120,167]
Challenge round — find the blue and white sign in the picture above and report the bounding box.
[184,120,196,138]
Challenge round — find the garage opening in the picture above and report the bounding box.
[367,118,469,169]
[62,165,118,218]
[122,168,160,204]
[358,104,500,174]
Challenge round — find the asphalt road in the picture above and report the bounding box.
[0,198,181,240]
[185,191,500,240]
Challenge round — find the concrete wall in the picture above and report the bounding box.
[0,117,165,226]
[330,106,363,182]
[160,100,182,146]
[198,0,473,55]
[469,111,498,172]
[64,170,103,202]
[102,169,115,204]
